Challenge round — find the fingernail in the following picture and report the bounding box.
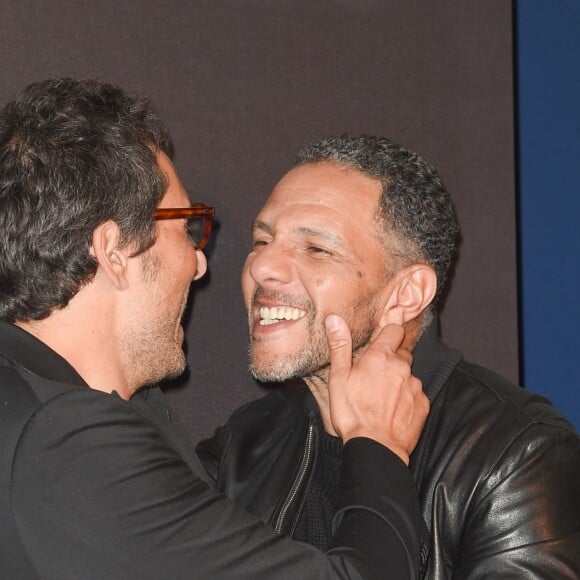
[325,314,340,332]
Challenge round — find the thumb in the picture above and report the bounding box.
[325,314,353,383]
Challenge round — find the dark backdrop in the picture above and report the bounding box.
[1,1,518,442]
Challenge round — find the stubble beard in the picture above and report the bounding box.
[248,292,380,384]
[145,291,190,386]
[248,311,328,382]
[122,303,188,390]
[123,253,189,391]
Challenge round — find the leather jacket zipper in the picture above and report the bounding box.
[273,416,316,534]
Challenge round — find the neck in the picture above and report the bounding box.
[304,373,337,435]
[16,289,133,400]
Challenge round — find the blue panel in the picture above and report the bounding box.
[516,0,580,429]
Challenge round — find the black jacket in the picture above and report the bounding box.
[0,321,427,579]
[197,321,580,579]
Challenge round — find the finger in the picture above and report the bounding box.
[407,376,423,396]
[325,314,353,382]
[367,323,405,356]
[396,347,413,366]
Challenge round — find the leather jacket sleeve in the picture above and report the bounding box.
[443,422,580,579]
[410,358,580,580]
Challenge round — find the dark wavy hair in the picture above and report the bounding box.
[0,77,172,322]
[293,135,459,307]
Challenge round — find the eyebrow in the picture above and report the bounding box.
[252,220,345,249]
[252,220,272,234]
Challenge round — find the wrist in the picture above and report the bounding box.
[341,432,410,465]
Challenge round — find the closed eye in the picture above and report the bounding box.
[307,245,332,256]
[252,239,269,249]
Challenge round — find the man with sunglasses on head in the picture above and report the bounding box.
[0,78,429,579]
[197,135,580,578]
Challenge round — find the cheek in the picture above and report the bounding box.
[177,252,197,284]
[309,267,340,292]
[178,234,205,277]
[305,276,342,313]
[308,272,367,314]
[241,257,254,303]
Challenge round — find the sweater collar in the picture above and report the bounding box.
[411,317,463,402]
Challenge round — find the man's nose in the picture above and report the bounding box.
[248,242,294,287]
[193,250,208,281]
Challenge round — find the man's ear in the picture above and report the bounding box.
[379,264,437,327]
[90,221,130,291]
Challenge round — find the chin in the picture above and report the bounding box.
[249,355,311,383]
[152,351,187,385]
[250,366,293,383]
[250,336,328,383]
[153,365,185,386]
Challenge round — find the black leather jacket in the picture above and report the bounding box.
[198,322,580,579]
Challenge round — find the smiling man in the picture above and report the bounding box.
[242,160,431,433]
[197,135,580,579]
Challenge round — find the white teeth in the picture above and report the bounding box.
[259,306,306,325]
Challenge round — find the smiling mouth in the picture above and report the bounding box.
[259,306,307,326]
